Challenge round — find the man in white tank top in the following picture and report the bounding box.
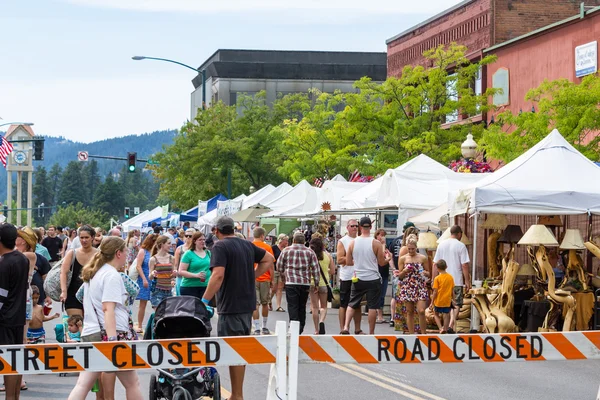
[342,217,389,335]
[336,219,360,334]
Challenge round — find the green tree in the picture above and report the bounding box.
[49,203,109,230]
[82,160,101,207]
[481,74,600,163]
[48,163,63,206]
[33,166,53,226]
[58,162,85,206]
[94,173,125,218]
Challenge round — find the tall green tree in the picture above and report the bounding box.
[58,162,88,206]
[33,166,53,225]
[94,173,125,218]
[481,74,600,163]
[82,160,101,207]
[48,163,63,206]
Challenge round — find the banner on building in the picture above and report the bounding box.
[217,200,242,217]
[575,41,597,78]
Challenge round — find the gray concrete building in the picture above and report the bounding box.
[190,49,387,119]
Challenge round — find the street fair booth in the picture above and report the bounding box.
[180,193,228,222]
[451,129,600,333]
[121,209,151,232]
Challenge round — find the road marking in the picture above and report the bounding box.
[329,364,428,400]
[345,364,446,400]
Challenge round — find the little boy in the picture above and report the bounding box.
[66,315,83,343]
[27,285,60,344]
[430,260,455,334]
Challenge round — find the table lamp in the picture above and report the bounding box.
[417,232,438,250]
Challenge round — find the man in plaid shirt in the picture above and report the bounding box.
[278,232,320,334]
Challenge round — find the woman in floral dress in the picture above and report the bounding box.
[395,234,430,334]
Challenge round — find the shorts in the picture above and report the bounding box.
[434,306,452,314]
[348,279,381,310]
[339,280,352,308]
[217,313,252,337]
[453,286,464,307]
[27,327,46,344]
[255,281,270,305]
[273,271,283,286]
[0,325,24,345]
[151,288,172,308]
[313,286,327,294]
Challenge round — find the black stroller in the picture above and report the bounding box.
[148,296,221,400]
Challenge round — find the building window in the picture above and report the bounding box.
[492,68,510,106]
[446,73,458,123]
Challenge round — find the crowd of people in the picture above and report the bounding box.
[0,214,472,400]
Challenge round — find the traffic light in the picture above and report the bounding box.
[33,137,44,161]
[127,152,137,173]
[124,207,130,219]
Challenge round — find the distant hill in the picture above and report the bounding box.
[0,129,177,202]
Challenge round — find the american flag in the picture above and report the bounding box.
[0,136,13,168]
[314,177,324,188]
[348,169,361,182]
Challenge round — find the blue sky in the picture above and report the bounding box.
[0,0,462,142]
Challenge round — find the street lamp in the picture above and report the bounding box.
[131,55,206,108]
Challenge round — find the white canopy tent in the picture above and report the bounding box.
[330,174,347,182]
[453,129,600,216]
[260,180,319,218]
[409,202,449,232]
[240,184,275,209]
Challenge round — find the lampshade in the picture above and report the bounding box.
[461,234,472,245]
[480,214,509,230]
[559,229,585,250]
[517,225,559,247]
[497,225,524,243]
[517,263,536,276]
[437,227,451,244]
[538,215,563,227]
[417,232,438,250]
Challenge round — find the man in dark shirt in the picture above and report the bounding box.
[0,223,30,399]
[203,216,274,400]
[41,225,63,263]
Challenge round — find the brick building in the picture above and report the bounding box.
[484,5,600,122]
[386,0,600,78]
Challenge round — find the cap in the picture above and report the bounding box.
[359,217,372,227]
[403,221,415,231]
[215,216,235,231]
[17,226,38,251]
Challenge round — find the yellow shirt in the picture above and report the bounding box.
[433,272,455,308]
[311,254,330,286]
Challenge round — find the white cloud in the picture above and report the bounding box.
[0,76,190,143]
[63,0,462,15]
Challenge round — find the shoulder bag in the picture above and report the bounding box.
[44,249,77,302]
[318,258,334,303]
[128,253,139,281]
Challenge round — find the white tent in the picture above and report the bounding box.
[456,129,600,216]
[261,180,319,218]
[196,194,247,232]
[330,174,347,182]
[241,184,275,209]
[409,202,449,232]
[120,210,150,232]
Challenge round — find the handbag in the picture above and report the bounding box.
[128,256,139,281]
[91,299,138,342]
[318,262,334,303]
[44,249,77,302]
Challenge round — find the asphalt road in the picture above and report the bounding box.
[8,300,600,400]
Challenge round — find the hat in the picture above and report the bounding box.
[359,217,372,227]
[215,216,235,231]
[403,221,415,232]
[17,226,38,251]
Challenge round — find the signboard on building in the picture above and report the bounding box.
[575,41,597,78]
[217,200,242,217]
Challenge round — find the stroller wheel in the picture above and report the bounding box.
[149,374,158,400]
[212,372,221,400]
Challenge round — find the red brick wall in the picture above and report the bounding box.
[494,0,600,42]
[387,0,492,77]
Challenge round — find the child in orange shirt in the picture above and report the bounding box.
[430,260,455,334]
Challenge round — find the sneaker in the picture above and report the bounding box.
[389,321,395,327]
[253,329,261,335]
[447,328,456,334]
[261,327,270,335]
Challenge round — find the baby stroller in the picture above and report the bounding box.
[148,296,221,400]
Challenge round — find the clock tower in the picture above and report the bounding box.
[5,124,35,226]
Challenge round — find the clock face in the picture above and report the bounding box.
[13,151,27,164]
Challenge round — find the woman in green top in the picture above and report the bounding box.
[178,231,211,300]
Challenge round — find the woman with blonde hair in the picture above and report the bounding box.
[395,234,430,334]
[148,235,175,308]
[68,237,143,400]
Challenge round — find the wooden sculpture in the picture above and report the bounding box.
[585,240,600,259]
[487,231,502,278]
[560,250,588,291]
[470,287,516,333]
[496,247,519,319]
[533,245,576,331]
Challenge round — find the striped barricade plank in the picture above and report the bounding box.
[0,336,278,375]
[298,331,600,364]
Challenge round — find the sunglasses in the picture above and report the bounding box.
[185,235,193,238]
[349,225,359,228]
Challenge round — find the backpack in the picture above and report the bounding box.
[44,250,77,302]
